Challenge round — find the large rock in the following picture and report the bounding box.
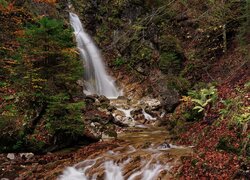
[159,88,180,113]
[112,108,135,127]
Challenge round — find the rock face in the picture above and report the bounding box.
[159,88,180,113]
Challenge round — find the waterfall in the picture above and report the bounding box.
[69,13,122,98]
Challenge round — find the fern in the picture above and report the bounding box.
[189,86,218,113]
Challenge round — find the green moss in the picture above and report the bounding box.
[158,35,184,75]
[216,136,240,154]
[191,158,199,167]
[167,76,191,93]
[113,57,126,67]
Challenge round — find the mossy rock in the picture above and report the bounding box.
[158,35,185,75]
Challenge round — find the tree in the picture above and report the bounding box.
[0,16,85,152]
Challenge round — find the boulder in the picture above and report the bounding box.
[160,88,180,113]
[85,95,97,104]
[98,95,110,104]
[7,153,15,160]
[20,153,34,160]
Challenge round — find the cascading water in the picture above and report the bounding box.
[64,11,192,180]
[69,12,122,98]
[59,97,193,179]
[59,126,192,180]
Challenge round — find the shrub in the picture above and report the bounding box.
[0,16,84,152]
[46,94,85,141]
[188,86,218,113]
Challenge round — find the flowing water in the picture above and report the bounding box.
[59,99,193,180]
[66,12,192,180]
[59,126,192,180]
[69,13,122,98]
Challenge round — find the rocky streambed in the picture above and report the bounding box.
[0,96,193,179]
[59,127,193,180]
[58,97,193,179]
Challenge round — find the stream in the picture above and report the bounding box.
[59,98,193,180]
[64,12,192,180]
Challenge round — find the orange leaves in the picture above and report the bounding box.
[0,1,14,12]
[14,30,25,37]
[33,0,57,5]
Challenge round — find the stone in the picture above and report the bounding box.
[20,153,34,160]
[76,79,84,87]
[107,105,116,112]
[159,88,180,113]
[158,142,171,150]
[98,95,110,104]
[85,95,96,103]
[7,153,15,160]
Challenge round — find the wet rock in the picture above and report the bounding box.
[143,98,161,111]
[158,142,171,150]
[76,79,84,87]
[98,95,110,104]
[159,88,180,113]
[131,108,142,118]
[102,129,117,140]
[20,153,34,160]
[111,118,129,127]
[142,109,156,121]
[7,153,15,160]
[85,95,96,104]
[84,124,102,141]
[117,96,127,100]
[107,105,116,112]
[135,61,151,76]
[113,114,135,127]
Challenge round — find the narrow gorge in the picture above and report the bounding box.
[61,12,192,179]
[0,0,249,179]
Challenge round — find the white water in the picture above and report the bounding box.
[69,13,122,98]
[59,147,171,180]
[59,125,192,180]
[142,109,156,121]
[65,12,192,180]
[117,108,134,120]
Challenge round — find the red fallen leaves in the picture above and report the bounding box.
[175,85,249,179]
[180,150,239,179]
[177,115,244,178]
[0,140,121,179]
[33,0,57,5]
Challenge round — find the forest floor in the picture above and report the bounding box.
[173,46,250,179]
[0,140,122,179]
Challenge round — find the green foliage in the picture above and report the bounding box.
[46,93,85,139]
[0,0,8,7]
[238,0,250,47]
[159,35,184,75]
[113,57,126,67]
[16,16,83,104]
[219,99,234,118]
[131,45,153,65]
[0,116,25,152]
[0,16,84,152]
[183,109,203,122]
[18,17,73,64]
[244,81,250,90]
[26,137,46,152]
[188,86,218,113]
[159,52,182,75]
[234,106,250,126]
[216,136,240,154]
[219,83,249,128]
[167,76,191,93]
